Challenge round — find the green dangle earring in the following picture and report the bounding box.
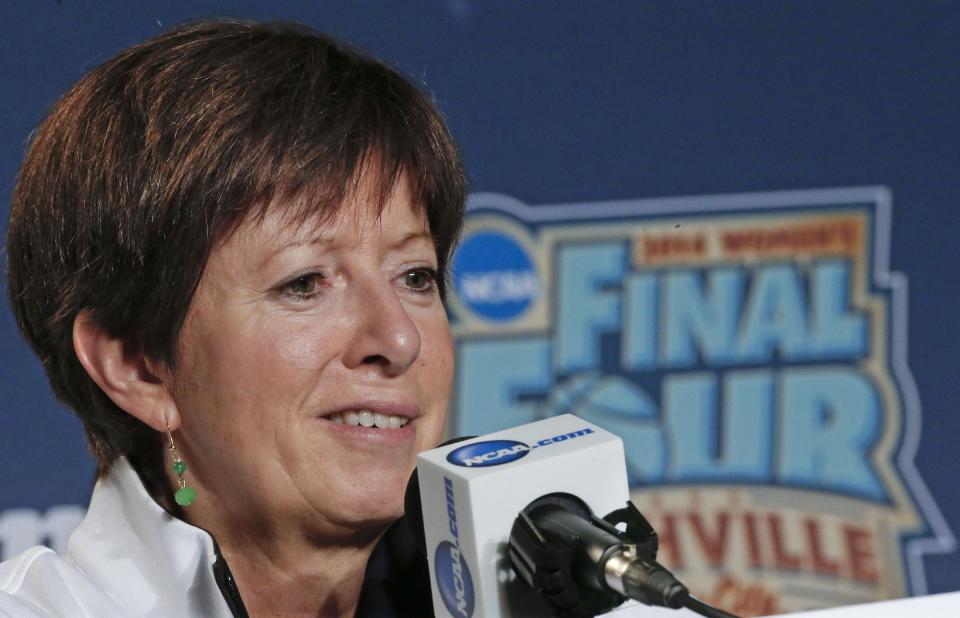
[166,424,197,506]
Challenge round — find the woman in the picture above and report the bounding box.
[1,19,465,617]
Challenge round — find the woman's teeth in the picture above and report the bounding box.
[327,411,409,429]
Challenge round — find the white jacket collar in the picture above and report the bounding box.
[65,457,236,617]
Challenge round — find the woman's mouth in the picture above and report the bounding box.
[325,410,410,429]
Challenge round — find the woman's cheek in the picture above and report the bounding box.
[422,313,454,368]
[273,330,329,370]
[419,317,455,406]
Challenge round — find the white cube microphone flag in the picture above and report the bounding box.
[417,414,629,616]
[413,414,737,618]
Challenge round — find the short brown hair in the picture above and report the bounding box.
[5,20,466,482]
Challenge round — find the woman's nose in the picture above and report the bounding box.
[341,278,421,376]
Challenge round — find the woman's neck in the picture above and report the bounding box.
[218,532,378,617]
[180,488,384,618]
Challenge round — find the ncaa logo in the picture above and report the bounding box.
[446,439,530,468]
[435,540,475,617]
[438,477,474,616]
[451,228,540,322]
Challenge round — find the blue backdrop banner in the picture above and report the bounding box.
[449,187,951,613]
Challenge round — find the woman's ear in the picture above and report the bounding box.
[73,310,181,432]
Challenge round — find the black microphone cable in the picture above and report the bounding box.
[685,595,739,618]
[597,543,737,617]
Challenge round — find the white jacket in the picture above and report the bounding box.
[0,458,239,617]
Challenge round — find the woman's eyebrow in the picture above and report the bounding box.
[256,230,431,271]
[257,235,336,270]
[388,230,434,250]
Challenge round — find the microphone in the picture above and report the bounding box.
[509,492,688,612]
[407,414,739,618]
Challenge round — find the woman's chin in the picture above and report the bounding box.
[308,475,408,531]
[322,505,404,538]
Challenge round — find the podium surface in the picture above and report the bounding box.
[775,591,960,617]
[603,591,960,617]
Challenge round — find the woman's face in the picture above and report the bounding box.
[167,176,453,533]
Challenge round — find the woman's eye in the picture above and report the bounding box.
[404,268,437,293]
[281,274,323,300]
